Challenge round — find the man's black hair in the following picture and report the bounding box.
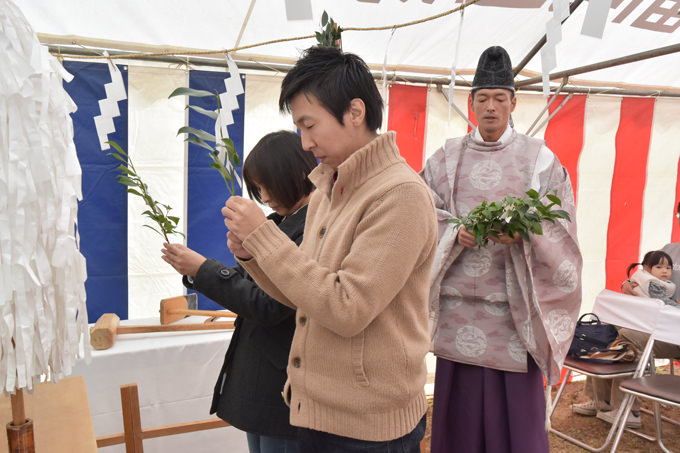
[279,46,383,131]
[243,130,317,209]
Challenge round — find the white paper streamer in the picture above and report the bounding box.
[93,54,127,151]
[540,0,570,96]
[581,0,612,39]
[448,9,465,123]
[0,0,90,393]
[217,54,244,189]
[381,27,396,109]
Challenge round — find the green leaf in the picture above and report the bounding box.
[552,210,571,221]
[546,193,561,206]
[186,104,219,120]
[106,141,127,156]
[168,87,215,98]
[322,10,328,26]
[117,177,135,187]
[126,188,143,197]
[186,135,217,152]
[526,189,539,199]
[142,224,163,235]
[177,126,216,142]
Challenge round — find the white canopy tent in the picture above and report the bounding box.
[8,0,680,318]
[16,0,680,95]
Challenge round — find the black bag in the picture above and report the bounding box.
[568,313,619,358]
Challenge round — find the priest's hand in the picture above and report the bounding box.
[489,231,521,245]
[222,196,267,240]
[161,243,206,277]
[457,226,477,248]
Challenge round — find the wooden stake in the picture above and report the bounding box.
[6,389,35,452]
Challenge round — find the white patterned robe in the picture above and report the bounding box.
[421,127,582,385]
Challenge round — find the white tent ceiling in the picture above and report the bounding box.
[15,0,680,94]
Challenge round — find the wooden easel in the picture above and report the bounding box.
[0,376,97,452]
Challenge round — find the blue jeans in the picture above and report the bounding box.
[246,432,299,453]
[296,414,426,453]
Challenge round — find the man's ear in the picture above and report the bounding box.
[347,98,366,126]
[510,95,517,112]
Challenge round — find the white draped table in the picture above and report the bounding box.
[71,316,248,453]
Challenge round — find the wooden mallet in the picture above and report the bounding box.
[159,294,237,325]
[90,313,234,350]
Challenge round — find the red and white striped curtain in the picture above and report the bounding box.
[387,85,680,311]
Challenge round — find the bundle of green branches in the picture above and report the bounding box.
[448,189,571,247]
[108,141,183,241]
[168,87,241,196]
[316,10,342,48]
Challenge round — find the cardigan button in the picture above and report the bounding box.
[319,227,326,238]
[299,316,307,326]
[292,357,301,368]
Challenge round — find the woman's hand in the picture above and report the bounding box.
[161,243,206,277]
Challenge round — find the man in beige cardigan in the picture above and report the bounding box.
[222,46,437,452]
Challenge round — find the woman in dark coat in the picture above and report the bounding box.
[162,130,316,453]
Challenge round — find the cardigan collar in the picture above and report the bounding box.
[308,132,402,200]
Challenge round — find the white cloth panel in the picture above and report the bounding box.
[71,316,247,453]
[511,92,549,141]
[593,289,663,334]
[243,73,294,163]
[127,65,187,319]
[423,88,468,161]
[243,73,295,213]
[577,95,621,313]
[639,98,680,258]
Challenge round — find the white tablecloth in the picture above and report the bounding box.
[71,316,248,453]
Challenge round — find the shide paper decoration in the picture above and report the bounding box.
[93,55,127,151]
[0,0,90,392]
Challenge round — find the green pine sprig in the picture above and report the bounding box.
[168,87,241,196]
[315,11,342,48]
[108,141,184,242]
[448,189,571,247]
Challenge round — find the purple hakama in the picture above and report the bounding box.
[430,357,549,453]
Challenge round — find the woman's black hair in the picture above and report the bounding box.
[242,130,317,210]
[626,250,674,278]
[279,46,384,131]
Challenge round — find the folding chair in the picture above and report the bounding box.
[611,304,680,452]
[549,290,664,452]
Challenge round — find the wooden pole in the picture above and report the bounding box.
[516,43,680,88]
[6,389,35,453]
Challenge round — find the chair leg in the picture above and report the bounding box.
[610,393,636,452]
[549,369,572,416]
[549,372,630,452]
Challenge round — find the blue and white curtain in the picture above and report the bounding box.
[63,62,253,321]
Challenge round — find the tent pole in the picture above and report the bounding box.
[45,45,680,98]
[516,43,680,88]
[513,0,585,77]
[234,0,257,50]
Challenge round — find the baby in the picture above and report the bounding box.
[627,250,679,307]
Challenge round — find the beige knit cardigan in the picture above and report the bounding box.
[240,132,438,441]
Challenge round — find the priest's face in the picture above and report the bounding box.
[470,88,516,142]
